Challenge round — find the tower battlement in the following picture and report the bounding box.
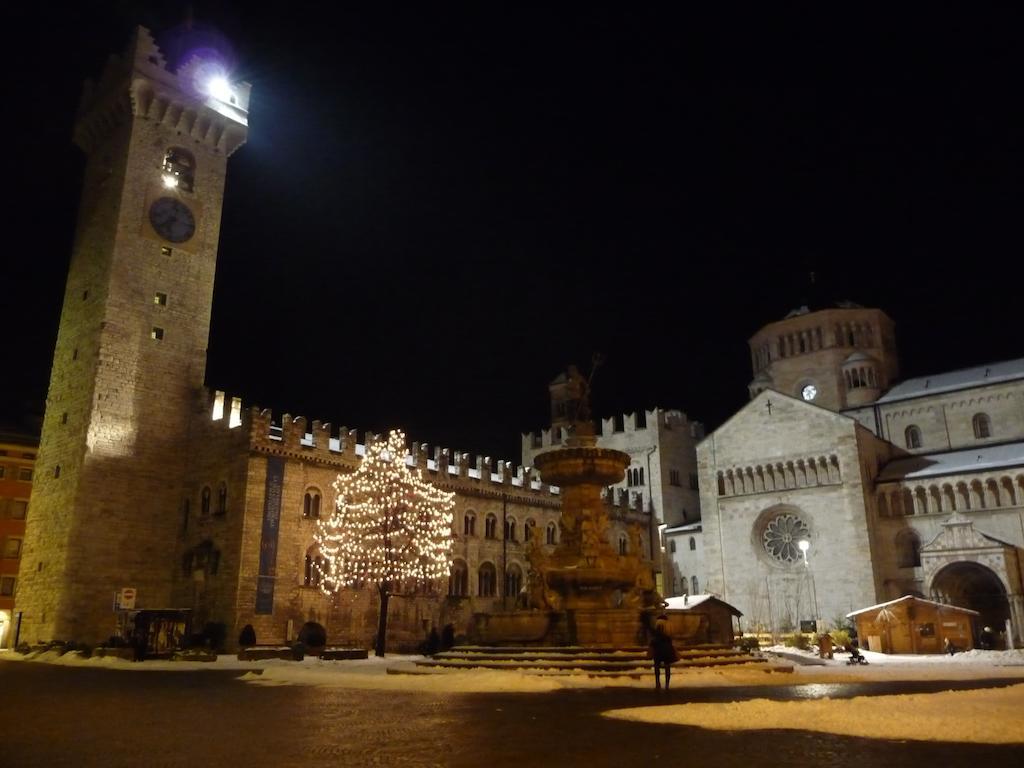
[523,406,704,451]
[205,389,558,499]
[75,26,249,155]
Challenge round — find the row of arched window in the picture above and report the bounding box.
[626,467,645,487]
[717,456,841,496]
[752,322,879,372]
[668,537,697,553]
[878,474,1024,517]
[461,511,558,544]
[845,366,877,390]
[448,560,525,598]
[777,327,826,359]
[904,413,993,449]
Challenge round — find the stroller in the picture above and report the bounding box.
[845,643,869,665]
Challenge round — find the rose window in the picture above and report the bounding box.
[762,514,810,563]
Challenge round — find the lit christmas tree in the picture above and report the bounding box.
[313,429,456,656]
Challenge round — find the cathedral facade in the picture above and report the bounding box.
[699,304,1024,649]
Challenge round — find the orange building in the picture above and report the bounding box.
[1,431,37,649]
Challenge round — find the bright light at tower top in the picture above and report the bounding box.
[206,75,234,102]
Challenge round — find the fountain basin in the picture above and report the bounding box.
[532,446,629,487]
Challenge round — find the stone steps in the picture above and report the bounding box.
[409,644,767,676]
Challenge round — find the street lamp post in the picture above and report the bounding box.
[798,539,819,630]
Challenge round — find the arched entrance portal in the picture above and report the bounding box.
[931,562,1010,648]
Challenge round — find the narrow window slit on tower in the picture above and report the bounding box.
[151,327,164,341]
[154,292,168,306]
[161,246,172,256]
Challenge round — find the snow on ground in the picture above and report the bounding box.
[4,646,1024,695]
[603,683,1024,744]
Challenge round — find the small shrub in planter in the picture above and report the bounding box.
[829,629,851,650]
[784,633,811,651]
[737,635,760,653]
[238,624,257,648]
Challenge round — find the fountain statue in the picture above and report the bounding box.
[520,361,662,645]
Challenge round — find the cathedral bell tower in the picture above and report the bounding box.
[17,27,249,643]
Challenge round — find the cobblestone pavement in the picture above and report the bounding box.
[1,661,1022,767]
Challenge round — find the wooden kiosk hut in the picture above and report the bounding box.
[846,596,977,654]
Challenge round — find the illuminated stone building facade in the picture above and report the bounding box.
[0,432,37,648]
[17,28,649,650]
[699,303,1024,649]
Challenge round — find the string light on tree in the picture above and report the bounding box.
[313,429,455,656]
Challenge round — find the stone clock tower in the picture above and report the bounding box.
[16,28,249,644]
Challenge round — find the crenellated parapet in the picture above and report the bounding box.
[206,389,558,502]
[74,26,249,155]
[523,406,705,453]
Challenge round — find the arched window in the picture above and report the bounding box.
[896,530,922,568]
[689,537,696,551]
[216,483,227,515]
[618,534,628,555]
[973,413,992,439]
[201,486,211,517]
[449,560,468,597]
[505,564,523,597]
[162,147,195,191]
[303,489,321,519]
[545,522,557,545]
[304,548,327,587]
[905,425,922,450]
[524,519,536,541]
[463,511,476,536]
[478,562,496,597]
[485,514,498,539]
[691,576,699,594]
[504,517,516,541]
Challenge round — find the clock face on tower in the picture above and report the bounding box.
[801,384,818,401]
[148,197,196,243]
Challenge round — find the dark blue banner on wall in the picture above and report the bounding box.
[255,456,285,614]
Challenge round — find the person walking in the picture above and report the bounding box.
[649,613,678,690]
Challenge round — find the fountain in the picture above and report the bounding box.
[472,363,663,647]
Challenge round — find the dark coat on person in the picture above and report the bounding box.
[649,618,678,663]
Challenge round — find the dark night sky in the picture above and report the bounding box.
[4,3,1023,461]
